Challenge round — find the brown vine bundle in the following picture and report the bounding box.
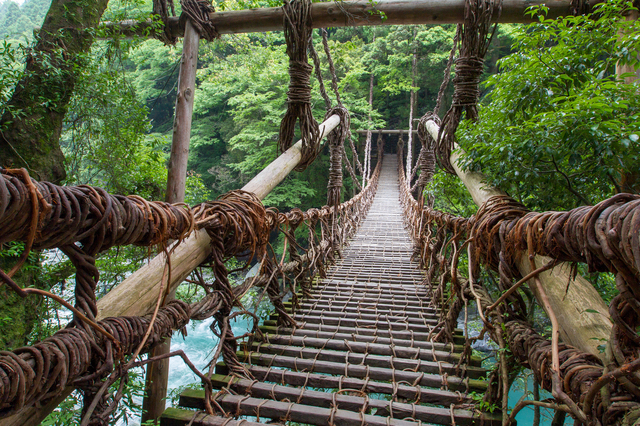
[279,0,320,171]
[0,158,383,424]
[398,148,640,425]
[437,0,501,174]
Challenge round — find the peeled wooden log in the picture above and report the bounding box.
[102,0,603,39]
[424,119,612,357]
[97,114,341,320]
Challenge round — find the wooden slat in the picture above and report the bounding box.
[160,408,263,426]
[257,334,481,366]
[180,377,500,425]
[244,366,474,405]
[244,345,486,379]
[208,394,430,426]
[237,352,486,392]
[260,326,463,352]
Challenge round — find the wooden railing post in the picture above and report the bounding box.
[141,20,201,425]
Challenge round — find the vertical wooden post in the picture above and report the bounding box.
[405,28,418,183]
[363,71,374,187]
[141,20,200,425]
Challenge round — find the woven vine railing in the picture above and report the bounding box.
[397,148,640,425]
[0,153,381,425]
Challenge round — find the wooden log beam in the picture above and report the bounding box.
[0,114,341,426]
[424,119,613,357]
[102,0,597,39]
[142,21,201,425]
[97,113,340,320]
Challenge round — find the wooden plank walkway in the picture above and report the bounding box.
[161,155,499,426]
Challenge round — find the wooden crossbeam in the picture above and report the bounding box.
[356,129,417,134]
[103,0,595,39]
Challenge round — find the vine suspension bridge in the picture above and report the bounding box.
[0,0,639,425]
[161,155,499,425]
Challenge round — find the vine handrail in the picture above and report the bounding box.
[397,138,640,425]
[0,147,383,423]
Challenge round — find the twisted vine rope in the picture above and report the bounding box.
[153,0,218,44]
[398,151,640,425]
[413,28,459,195]
[279,0,320,171]
[0,159,382,424]
[437,0,501,174]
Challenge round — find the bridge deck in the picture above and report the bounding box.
[161,155,498,426]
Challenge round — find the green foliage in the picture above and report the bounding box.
[424,169,477,217]
[0,0,51,39]
[43,369,147,426]
[0,38,26,126]
[458,0,640,210]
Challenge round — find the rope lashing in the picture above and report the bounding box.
[279,0,320,172]
[411,27,459,192]
[153,0,218,44]
[153,0,177,45]
[399,143,640,424]
[309,28,362,201]
[0,160,384,424]
[181,0,219,42]
[437,0,501,174]
[326,107,349,210]
[413,112,438,195]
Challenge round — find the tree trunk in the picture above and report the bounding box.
[0,0,110,184]
[616,10,640,193]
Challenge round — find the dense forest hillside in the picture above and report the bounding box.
[0,0,50,38]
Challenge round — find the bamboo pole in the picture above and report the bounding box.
[0,114,341,426]
[102,0,601,39]
[142,21,201,425]
[423,120,612,357]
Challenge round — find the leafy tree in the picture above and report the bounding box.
[0,0,112,183]
[457,0,640,210]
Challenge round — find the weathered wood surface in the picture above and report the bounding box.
[162,155,498,425]
[105,0,603,39]
[424,120,613,357]
[179,380,479,425]
[142,21,201,424]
